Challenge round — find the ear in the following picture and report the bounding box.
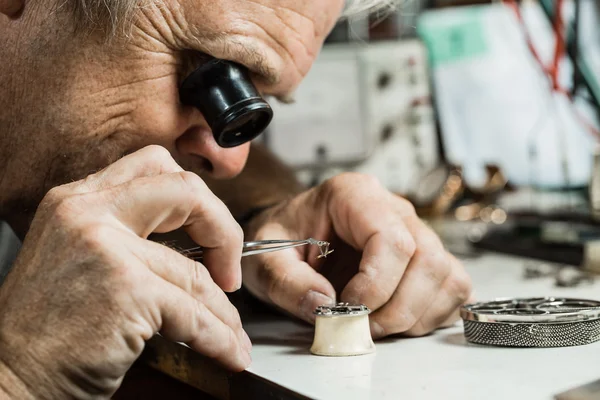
[0,0,24,18]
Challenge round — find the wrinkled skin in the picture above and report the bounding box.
[0,0,345,230]
[0,0,473,398]
[0,147,251,398]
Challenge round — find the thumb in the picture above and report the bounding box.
[243,230,336,324]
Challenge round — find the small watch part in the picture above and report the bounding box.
[310,302,376,357]
[555,266,594,288]
[312,239,334,259]
[314,303,370,316]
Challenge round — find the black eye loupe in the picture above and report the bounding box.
[179,59,273,148]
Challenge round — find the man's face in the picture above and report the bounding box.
[0,0,344,220]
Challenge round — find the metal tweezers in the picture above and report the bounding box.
[180,238,334,261]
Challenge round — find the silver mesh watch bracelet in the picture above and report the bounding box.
[460,297,600,348]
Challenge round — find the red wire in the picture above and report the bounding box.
[504,0,548,72]
[551,0,565,90]
[503,0,600,140]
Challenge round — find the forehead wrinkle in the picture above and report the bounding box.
[225,37,280,85]
[177,9,278,84]
[274,5,318,38]
[232,17,307,85]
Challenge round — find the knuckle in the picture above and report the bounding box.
[390,229,417,260]
[389,307,418,333]
[354,263,394,306]
[112,263,141,293]
[80,174,96,189]
[366,282,394,307]
[78,223,112,253]
[51,194,89,225]
[352,172,382,188]
[326,172,382,192]
[177,170,207,194]
[177,171,241,247]
[446,266,473,303]
[42,185,70,208]
[143,145,173,164]
[189,261,207,295]
[168,171,207,218]
[416,249,452,285]
[395,196,416,215]
[193,261,212,281]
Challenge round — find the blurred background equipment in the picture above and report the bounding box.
[259,0,600,275]
[266,39,438,195]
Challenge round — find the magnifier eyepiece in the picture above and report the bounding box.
[180,59,273,148]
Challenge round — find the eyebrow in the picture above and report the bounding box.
[179,48,279,88]
[251,63,279,86]
[230,41,280,86]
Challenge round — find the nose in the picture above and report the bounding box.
[176,121,251,179]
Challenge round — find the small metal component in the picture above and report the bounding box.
[315,240,335,259]
[523,262,559,279]
[314,303,370,317]
[521,263,595,288]
[555,266,594,288]
[311,303,375,357]
[461,297,600,348]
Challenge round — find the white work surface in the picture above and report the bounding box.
[242,254,600,400]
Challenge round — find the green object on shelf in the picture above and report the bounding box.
[417,8,488,67]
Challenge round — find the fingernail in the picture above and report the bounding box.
[242,331,252,352]
[371,322,385,339]
[300,291,335,323]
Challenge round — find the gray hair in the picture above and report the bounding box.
[69,0,400,36]
[343,0,400,16]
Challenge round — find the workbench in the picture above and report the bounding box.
[142,253,600,400]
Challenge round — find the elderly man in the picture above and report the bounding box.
[0,0,472,398]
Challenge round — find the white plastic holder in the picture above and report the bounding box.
[310,303,376,357]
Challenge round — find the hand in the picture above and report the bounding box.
[242,173,472,339]
[0,146,251,399]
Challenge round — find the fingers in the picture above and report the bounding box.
[368,216,451,338]
[122,236,251,371]
[370,247,471,339]
[103,171,243,292]
[322,174,471,338]
[324,175,415,310]
[242,224,336,323]
[129,238,251,348]
[151,276,251,372]
[403,258,472,336]
[54,146,183,196]
[84,146,184,190]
